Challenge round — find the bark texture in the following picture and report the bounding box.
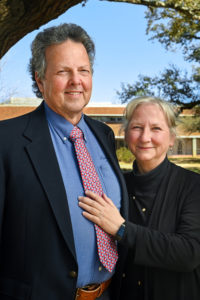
[0,0,82,58]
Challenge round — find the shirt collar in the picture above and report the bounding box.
[44,102,87,142]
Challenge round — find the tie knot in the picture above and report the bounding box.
[70,126,83,142]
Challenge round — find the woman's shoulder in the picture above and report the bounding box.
[169,161,200,185]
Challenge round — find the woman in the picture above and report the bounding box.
[78,96,200,300]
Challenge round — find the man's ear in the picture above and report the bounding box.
[35,72,44,94]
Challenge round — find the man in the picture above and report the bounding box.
[0,24,128,299]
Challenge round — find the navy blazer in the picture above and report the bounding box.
[0,102,128,300]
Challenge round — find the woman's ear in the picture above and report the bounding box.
[169,133,176,148]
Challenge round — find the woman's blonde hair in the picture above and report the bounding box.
[123,96,177,136]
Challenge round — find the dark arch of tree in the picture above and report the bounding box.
[0,0,199,59]
[0,0,81,58]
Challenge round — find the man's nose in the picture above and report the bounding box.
[69,71,81,85]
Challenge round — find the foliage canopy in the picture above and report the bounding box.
[116,0,200,107]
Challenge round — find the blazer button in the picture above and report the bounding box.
[69,270,77,278]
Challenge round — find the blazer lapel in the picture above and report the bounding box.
[23,104,76,259]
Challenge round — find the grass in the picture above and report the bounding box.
[119,157,200,174]
[186,167,200,173]
[169,157,200,164]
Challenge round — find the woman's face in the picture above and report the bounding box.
[125,103,175,173]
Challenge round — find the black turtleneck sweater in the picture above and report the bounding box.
[129,157,169,225]
[123,157,169,300]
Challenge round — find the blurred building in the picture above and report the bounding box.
[0,97,199,157]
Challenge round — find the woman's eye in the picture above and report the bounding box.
[153,127,161,131]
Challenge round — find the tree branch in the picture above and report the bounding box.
[103,0,200,21]
[0,0,200,58]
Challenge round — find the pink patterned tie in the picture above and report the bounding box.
[70,126,118,272]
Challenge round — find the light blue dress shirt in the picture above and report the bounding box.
[44,103,121,287]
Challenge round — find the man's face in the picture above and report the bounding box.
[35,39,92,124]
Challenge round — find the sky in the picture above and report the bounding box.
[0,0,192,104]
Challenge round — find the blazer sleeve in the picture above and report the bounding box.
[0,141,6,242]
[120,168,200,272]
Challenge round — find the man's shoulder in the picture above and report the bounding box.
[84,115,112,133]
[0,103,44,135]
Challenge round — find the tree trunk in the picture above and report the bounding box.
[0,0,82,58]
